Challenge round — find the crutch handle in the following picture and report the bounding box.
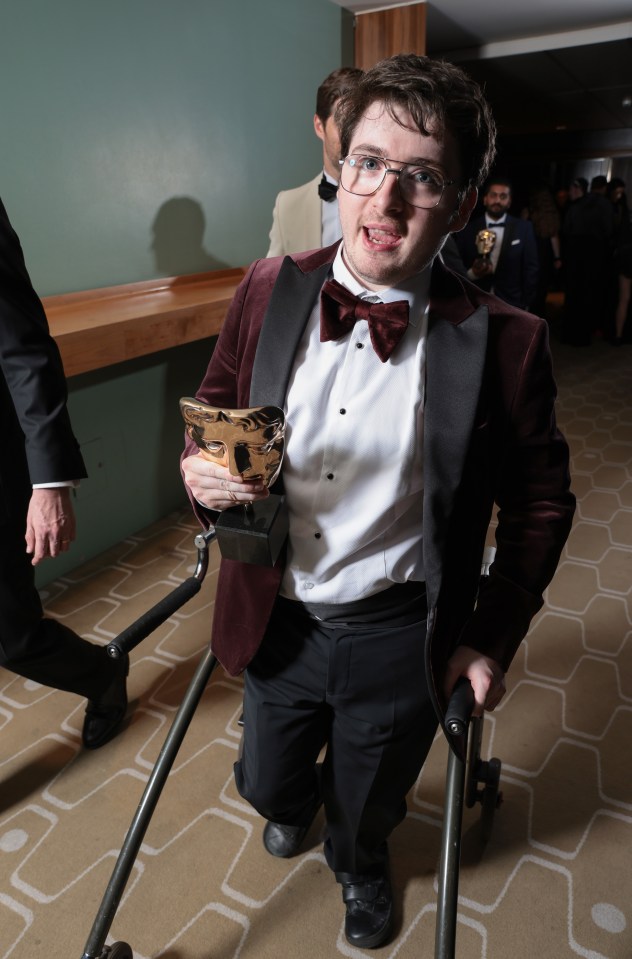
[106,577,202,658]
[444,678,474,737]
[106,527,216,659]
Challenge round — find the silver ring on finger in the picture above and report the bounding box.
[228,490,237,502]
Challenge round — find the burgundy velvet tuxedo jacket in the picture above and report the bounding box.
[183,241,574,729]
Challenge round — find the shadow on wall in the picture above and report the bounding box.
[151,196,230,276]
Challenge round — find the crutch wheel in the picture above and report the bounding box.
[104,943,133,959]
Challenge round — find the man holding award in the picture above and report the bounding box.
[266,66,363,258]
[455,177,540,311]
[181,55,574,950]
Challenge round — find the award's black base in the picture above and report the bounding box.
[215,496,288,566]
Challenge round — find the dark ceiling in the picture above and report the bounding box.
[337,1,632,150]
[450,38,632,137]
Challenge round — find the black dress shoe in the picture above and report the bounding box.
[82,654,129,750]
[262,797,322,858]
[342,873,393,949]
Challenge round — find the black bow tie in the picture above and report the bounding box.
[320,279,409,363]
[487,218,506,228]
[318,175,338,202]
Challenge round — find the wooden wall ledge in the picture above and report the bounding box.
[43,267,246,378]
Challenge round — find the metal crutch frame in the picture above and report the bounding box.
[434,678,474,959]
[79,528,217,959]
[435,692,503,959]
[434,545,504,959]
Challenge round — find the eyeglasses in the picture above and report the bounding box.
[339,154,455,209]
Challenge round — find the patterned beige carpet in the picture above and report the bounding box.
[1,336,630,959]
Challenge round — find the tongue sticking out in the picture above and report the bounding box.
[365,227,401,250]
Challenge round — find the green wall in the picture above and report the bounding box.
[60,340,216,578]
[0,0,351,585]
[1,0,350,293]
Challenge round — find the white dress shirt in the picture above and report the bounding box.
[279,245,430,604]
[486,216,506,271]
[320,172,343,248]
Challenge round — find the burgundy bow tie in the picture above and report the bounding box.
[320,279,409,363]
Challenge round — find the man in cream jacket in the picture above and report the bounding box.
[266,67,362,257]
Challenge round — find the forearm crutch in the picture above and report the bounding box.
[434,546,503,959]
[434,678,474,959]
[79,528,217,959]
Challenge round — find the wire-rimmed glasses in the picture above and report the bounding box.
[339,154,455,209]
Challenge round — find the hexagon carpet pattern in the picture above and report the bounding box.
[1,339,630,959]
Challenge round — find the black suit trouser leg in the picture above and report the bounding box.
[234,596,437,878]
[0,516,115,701]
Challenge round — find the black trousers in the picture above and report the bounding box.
[234,594,436,880]
[0,508,115,701]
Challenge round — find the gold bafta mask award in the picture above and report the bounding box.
[180,398,288,566]
[475,228,497,260]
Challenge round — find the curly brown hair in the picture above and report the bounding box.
[335,53,496,195]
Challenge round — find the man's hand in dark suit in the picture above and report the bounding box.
[470,257,494,279]
[25,487,76,565]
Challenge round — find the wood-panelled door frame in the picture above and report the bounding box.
[354,2,426,70]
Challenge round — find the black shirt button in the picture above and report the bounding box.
[340,408,346,415]
[314,531,321,539]
[326,473,334,480]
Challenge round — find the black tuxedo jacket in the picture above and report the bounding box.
[0,198,86,528]
[456,213,539,311]
[183,243,574,739]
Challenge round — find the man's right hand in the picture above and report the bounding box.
[470,257,494,278]
[182,453,269,512]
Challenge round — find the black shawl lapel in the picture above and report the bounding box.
[423,304,489,608]
[250,255,332,407]
[495,215,515,271]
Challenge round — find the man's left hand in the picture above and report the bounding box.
[443,644,506,718]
